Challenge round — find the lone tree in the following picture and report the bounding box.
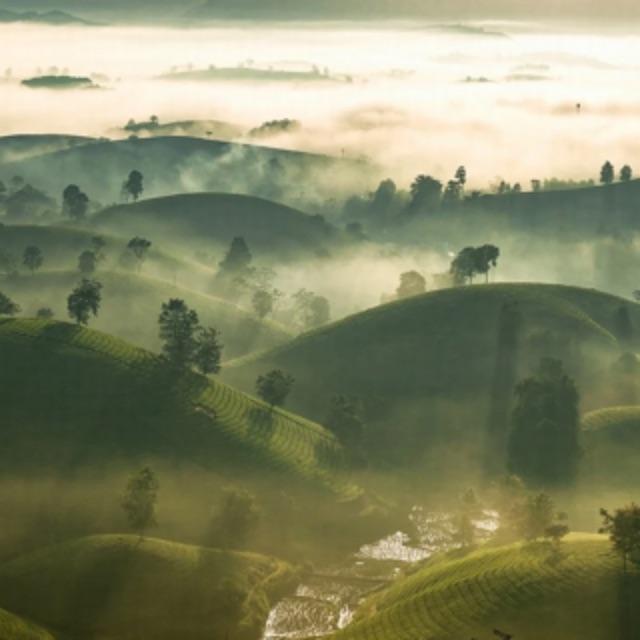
[91,236,107,263]
[193,327,223,375]
[23,246,43,274]
[292,289,331,329]
[123,170,144,201]
[0,291,20,316]
[600,503,640,573]
[208,487,260,550]
[67,279,102,325]
[218,236,252,278]
[78,250,97,275]
[36,307,54,319]
[158,298,199,368]
[450,247,478,284]
[408,174,443,213]
[600,161,615,185]
[396,271,426,299]
[252,289,274,320]
[507,358,580,486]
[256,370,295,408]
[455,165,467,187]
[325,395,365,451]
[620,165,633,182]
[127,237,152,271]
[62,184,89,221]
[121,467,159,538]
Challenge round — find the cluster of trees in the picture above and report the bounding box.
[120,467,261,551]
[255,369,294,408]
[600,161,633,185]
[158,298,223,373]
[507,358,580,487]
[450,244,500,285]
[216,236,331,331]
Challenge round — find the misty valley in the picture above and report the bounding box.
[1,5,640,640]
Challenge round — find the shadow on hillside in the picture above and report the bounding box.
[617,573,640,640]
[40,322,83,343]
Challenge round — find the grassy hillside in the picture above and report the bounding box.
[332,534,635,640]
[0,224,214,286]
[225,283,639,465]
[0,534,296,640]
[0,609,54,640]
[0,318,357,499]
[474,178,640,235]
[3,270,292,358]
[581,406,640,486]
[0,136,363,204]
[92,192,338,257]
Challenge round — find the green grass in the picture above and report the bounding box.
[581,406,640,486]
[92,192,337,257]
[332,534,635,640]
[0,534,296,640]
[0,318,358,499]
[4,269,292,358]
[226,282,633,411]
[0,609,54,640]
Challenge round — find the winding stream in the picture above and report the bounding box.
[263,509,499,639]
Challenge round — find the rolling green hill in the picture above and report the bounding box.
[224,283,639,466]
[331,534,633,640]
[92,192,338,257]
[0,609,54,640]
[0,534,296,640]
[0,318,356,499]
[3,270,292,358]
[0,136,364,205]
[0,134,94,165]
[581,406,640,485]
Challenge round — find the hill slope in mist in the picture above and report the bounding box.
[0,136,362,206]
[3,270,292,358]
[93,192,339,258]
[0,534,295,640]
[225,283,640,467]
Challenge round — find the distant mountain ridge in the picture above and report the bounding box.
[0,8,94,24]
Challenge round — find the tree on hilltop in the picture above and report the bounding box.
[121,467,159,539]
[600,161,615,185]
[67,279,102,325]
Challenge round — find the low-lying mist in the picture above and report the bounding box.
[2,21,640,187]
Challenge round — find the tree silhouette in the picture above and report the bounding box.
[409,174,442,213]
[620,165,633,182]
[127,237,152,271]
[67,279,102,325]
[78,250,97,275]
[252,289,274,319]
[23,246,43,273]
[0,291,20,316]
[218,236,252,277]
[193,327,223,375]
[123,170,144,201]
[158,298,199,368]
[396,271,426,299]
[256,370,294,408]
[455,165,467,186]
[600,161,615,185]
[599,503,640,573]
[121,467,159,538]
[62,184,89,221]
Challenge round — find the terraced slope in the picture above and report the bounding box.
[0,535,296,640]
[332,535,633,640]
[581,406,640,485]
[4,270,292,358]
[0,318,357,498]
[93,192,337,257]
[0,609,54,640]
[227,282,636,421]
